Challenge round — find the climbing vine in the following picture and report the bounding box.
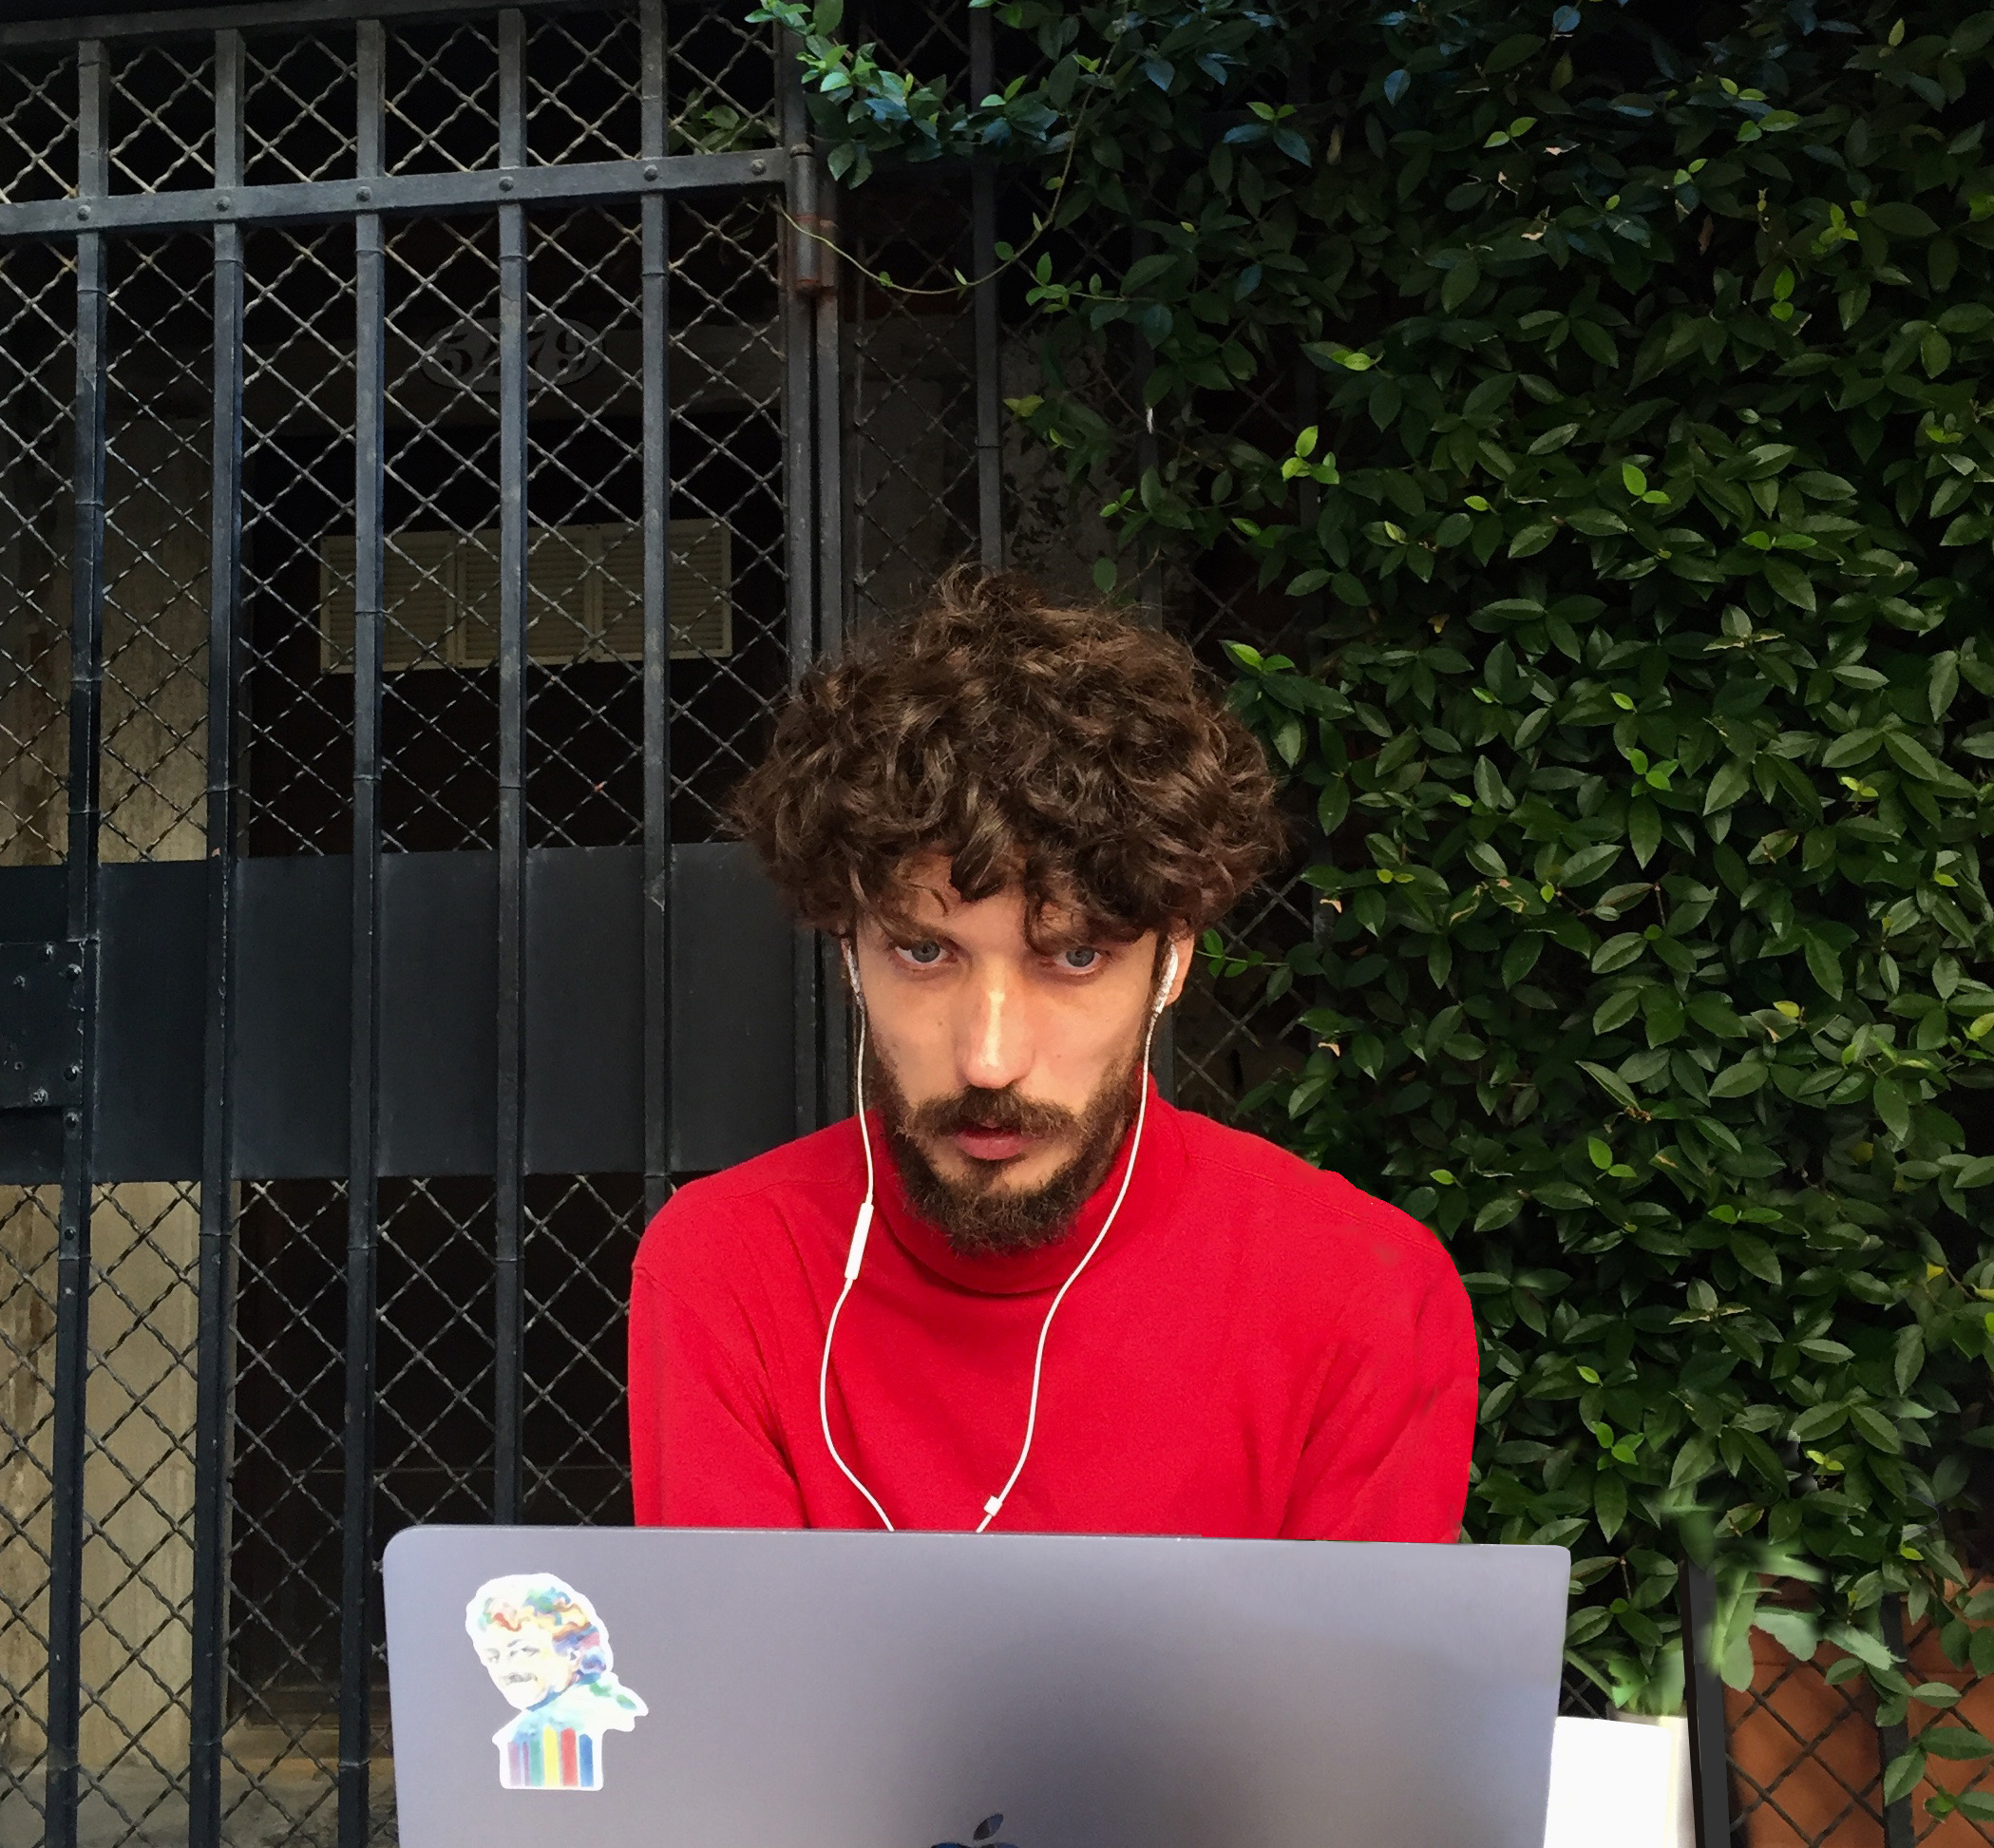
[751,0,1994,1812]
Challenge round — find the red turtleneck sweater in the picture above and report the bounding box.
[628,1087,1476,1538]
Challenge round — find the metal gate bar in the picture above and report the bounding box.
[492,3,527,1525]
[639,0,672,1223]
[811,183,846,1122]
[189,29,249,1842]
[43,42,111,1848]
[967,2,999,574]
[339,21,389,1841]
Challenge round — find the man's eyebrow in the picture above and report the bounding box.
[1028,916,1100,952]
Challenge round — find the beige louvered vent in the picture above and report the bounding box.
[318,519,731,672]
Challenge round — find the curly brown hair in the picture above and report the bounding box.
[729,568,1285,943]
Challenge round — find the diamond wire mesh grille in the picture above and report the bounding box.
[861,0,969,93]
[0,1186,59,1846]
[385,20,499,177]
[241,220,357,858]
[374,1177,498,1542]
[244,29,357,188]
[523,203,647,849]
[100,233,213,867]
[71,1182,202,1848]
[0,48,77,205]
[522,1174,644,1525]
[379,213,503,851]
[845,177,979,633]
[665,2,778,154]
[225,1178,348,1842]
[0,238,75,867]
[660,192,787,836]
[526,10,641,167]
[108,41,215,195]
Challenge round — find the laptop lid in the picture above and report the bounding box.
[385,1526,1568,1848]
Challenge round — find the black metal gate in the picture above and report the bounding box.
[0,4,859,1840]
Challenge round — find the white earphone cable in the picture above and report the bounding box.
[818,993,896,1529]
[821,940,1177,1534]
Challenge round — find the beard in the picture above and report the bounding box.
[870,1044,1143,1259]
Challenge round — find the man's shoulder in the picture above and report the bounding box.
[1171,1106,1458,1286]
[635,1118,863,1275]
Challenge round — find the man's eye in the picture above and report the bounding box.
[899,940,943,966]
[1059,946,1100,971]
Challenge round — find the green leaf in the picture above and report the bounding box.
[1803,934,1844,1001]
[1579,1061,1639,1112]
[1874,1074,1911,1141]
[1501,933,1544,987]
[1628,798,1662,868]
[1442,259,1482,314]
[1560,844,1621,886]
[1709,1059,1769,1099]
[1509,521,1557,559]
[1930,652,1960,721]
[1687,994,1745,1038]
[1761,557,1816,612]
[1919,1726,1994,1762]
[1757,1607,1822,1660]
[1484,32,1543,73]
[1882,1748,1928,1806]
[1789,1401,1849,1443]
[1866,201,1941,239]
[1591,934,1644,974]
[1894,1324,1925,1395]
[1703,758,1751,815]
[1593,1470,1627,1542]
[1883,731,1945,783]
[1849,1405,1903,1455]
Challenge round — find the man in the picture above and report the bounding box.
[629,570,1476,1537]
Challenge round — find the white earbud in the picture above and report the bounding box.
[820,931,1184,1534]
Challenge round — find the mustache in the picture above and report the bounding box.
[900,1085,1079,1143]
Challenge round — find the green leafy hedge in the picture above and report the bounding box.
[755,0,1994,1797]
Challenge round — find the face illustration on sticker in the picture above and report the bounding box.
[465,1574,648,1791]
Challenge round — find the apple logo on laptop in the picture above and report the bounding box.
[465,1573,649,1790]
[935,1814,1017,1848]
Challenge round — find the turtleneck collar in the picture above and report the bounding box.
[870,1076,1187,1296]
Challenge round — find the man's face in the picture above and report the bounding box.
[476,1624,574,1710]
[852,854,1190,1254]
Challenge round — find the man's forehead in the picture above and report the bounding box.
[883,852,1089,940]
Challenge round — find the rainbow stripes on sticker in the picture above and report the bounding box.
[501,1725,599,1790]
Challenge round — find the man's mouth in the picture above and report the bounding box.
[951,1126,1035,1163]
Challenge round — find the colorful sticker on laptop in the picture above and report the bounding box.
[466,1573,648,1791]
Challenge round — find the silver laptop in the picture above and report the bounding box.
[385,1526,1568,1848]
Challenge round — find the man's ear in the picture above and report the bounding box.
[1162,925,1195,1008]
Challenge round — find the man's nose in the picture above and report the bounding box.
[958,966,1034,1091]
